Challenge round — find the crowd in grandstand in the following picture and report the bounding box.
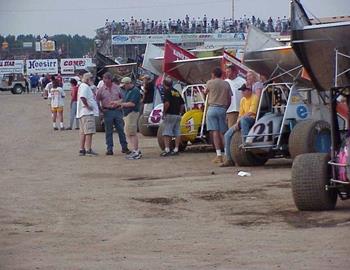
[102,15,290,35]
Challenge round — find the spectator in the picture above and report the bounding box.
[119,77,142,160]
[42,74,51,98]
[221,84,259,167]
[44,75,55,99]
[141,75,155,115]
[98,15,290,36]
[225,65,246,128]
[76,72,99,156]
[246,71,263,98]
[56,72,63,87]
[48,79,65,130]
[96,72,130,156]
[160,78,185,157]
[205,67,232,164]
[66,78,79,130]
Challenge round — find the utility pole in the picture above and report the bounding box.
[232,0,235,20]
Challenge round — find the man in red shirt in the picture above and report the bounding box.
[66,78,79,130]
[96,72,129,155]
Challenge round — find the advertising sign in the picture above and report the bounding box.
[112,33,247,45]
[35,42,41,52]
[0,60,24,75]
[41,40,55,51]
[23,42,33,48]
[26,59,58,75]
[60,58,93,74]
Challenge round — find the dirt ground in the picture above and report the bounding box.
[0,92,349,270]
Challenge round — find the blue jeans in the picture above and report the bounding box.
[104,109,128,151]
[240,116,255,139]
[69,101,79,129]
[224,116,255,161]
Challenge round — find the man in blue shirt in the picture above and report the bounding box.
[119,77,142,160]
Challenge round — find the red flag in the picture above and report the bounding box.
[163,39,196,81]
[222,50,250,79]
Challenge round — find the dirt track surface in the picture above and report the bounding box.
[1,92,350,270]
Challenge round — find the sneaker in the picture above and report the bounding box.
[66,127,72,130]
[212,156,223,164]
[160,151,171,157]
[86,149,98,156]
[219,158,234,167]
[126,150,142,160]
[170,151,179,156]
[75,127,80,130]
[106,150,114,156]
[122,148,131,155]
[79,149,86,156]
[53,127,59,131]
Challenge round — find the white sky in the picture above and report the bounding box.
[0,0,349,38]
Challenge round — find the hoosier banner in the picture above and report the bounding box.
[26,59,58,75]
[60,58,93,74]
[0,60,24,75]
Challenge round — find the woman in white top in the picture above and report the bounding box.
[48,79,65,130]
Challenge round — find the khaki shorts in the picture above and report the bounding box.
[79,115,96,135]
[124,111,139,136]
[51,107,63,113]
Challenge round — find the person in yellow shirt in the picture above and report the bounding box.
[221,84,259,167]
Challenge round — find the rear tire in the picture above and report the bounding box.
[288,120,331,159]
[291,153,337,211]
[138,114,157,136]
[231,130,268,166]
[157,123,187,151]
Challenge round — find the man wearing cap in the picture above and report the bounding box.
[76,72,99,156]
[225,64,246,128]
[221,84,259,167]
[119,77,142,160]
[96,72,130,156]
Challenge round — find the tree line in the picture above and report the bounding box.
[0,34,94,58]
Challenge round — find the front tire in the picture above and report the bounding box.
[291,153,337,211]
[230,130,268,166]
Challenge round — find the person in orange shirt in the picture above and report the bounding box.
[221,84,259,167]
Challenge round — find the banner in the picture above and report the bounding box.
[23,42,33,48]
[26,59,58,75]
[0,60,24,75]
[163,40,196,81]
[112,33,247,45]
[35,42,41,52]
[222,50,250,78]
[41,40,55,52]
[60,58,93,74]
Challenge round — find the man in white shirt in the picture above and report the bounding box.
[225,65,246,128]
[76,72,99,156]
